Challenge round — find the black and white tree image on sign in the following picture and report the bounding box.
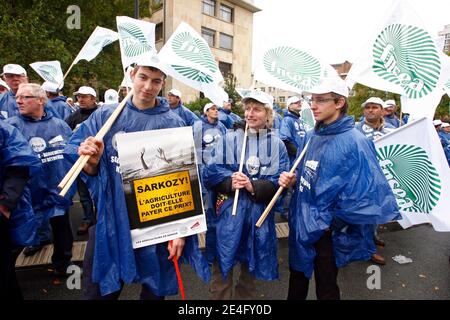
[116,127,206,249]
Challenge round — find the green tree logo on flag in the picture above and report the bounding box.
[171,31,218,83]
[37,65,57,83]
[372,24,441,99]
[118,23,152,58]
[263,46,322,91]
[377,144,441,213]
[92,37,115,49]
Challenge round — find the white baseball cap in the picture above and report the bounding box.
[168,88,182,98]
[203,102,216,114]
[384,99,397,108]
[74,86,97,97]
[2,64,27,76]
[433,119,442,126]
[286,96,301,106]
[104,89,119,104]
[242,90,273,108]
[41,81,59,93]
[305,76,349,98]
[361,97,385,108]
[0,79,10,90]
[441,122,450,128]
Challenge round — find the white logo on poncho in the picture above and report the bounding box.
[29,137,46,153]
[246,156,260,176]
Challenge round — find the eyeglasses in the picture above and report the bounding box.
[307,97,336,105]
[14,95,38,100]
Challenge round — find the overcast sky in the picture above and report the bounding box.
[252,0,450,68]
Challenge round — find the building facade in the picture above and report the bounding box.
[438,24,450,54]
[147,0,260,103]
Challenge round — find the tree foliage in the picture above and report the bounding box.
[0,0,149,99]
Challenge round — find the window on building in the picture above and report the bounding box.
[219,61,232,77]
[219,33,233,51]
[155,23,163,41]
[220,4,233,22]
[202,0,216,16]
[279,96,285,103]
[201,27,216,47]
[260,87,265,92]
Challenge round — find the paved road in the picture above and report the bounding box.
[16,202,450,300]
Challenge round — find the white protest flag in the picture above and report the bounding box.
[236,88,252,99]
[30,60,64,88]
[120,66,134,89]
[158,22,226,106]
[346,0,450,119]
[253,45,338,95]
[300,100,315,131]
[374,117,450,231]
[116,16,157,70]
[73,26,119,64]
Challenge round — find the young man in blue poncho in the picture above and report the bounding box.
[0,120,41,299]
[6,83,75,276]
[279,77,400,300]
[65,64,210,299]
[203,90,290,299]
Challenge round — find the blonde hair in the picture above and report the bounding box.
[243,99,274,128]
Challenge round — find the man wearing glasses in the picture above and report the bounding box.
[5,83,75,277]
[278,77,400,300]
[0,64,29,119]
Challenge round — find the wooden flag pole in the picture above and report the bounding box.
[58,89,134,196]
[231,122,249,216]
[255,141,309,227]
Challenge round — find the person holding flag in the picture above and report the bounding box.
[203,90,289,299]
[64,64,210,299]
[41,81,74,120]
[218,98,242,129]
[278,77,400,300]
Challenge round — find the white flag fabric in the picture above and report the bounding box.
[158,21,225,106]
[253,45,338,95]
[30,60,64,88]
[346,0,450,119]
[236,88,252,99]
[73,26,119,64]
[116,16,157,70]
[120,66,134,89]
[374,117,450,231]
[300,100,315,131]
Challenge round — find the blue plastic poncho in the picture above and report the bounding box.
[0,91,19,119]
[5,110,75,218]
[64,97,210,296]
[203,124,290,280]
[279,111,307,164]
[0,120,41,246]
[289,116,400,278]
[169,102,199,126]
[48,96,73,120]
[218,108,241,129]
[355,120,395,141]
[193,115,227,193]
